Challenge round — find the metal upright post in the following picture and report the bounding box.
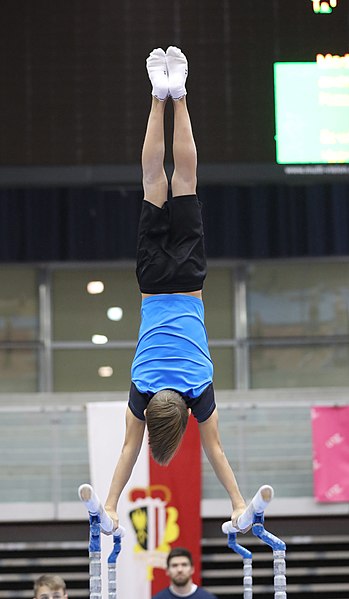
[227,532,253,599]
[89,513,102,599]
[108,533,122,599]
[79,485,125,599]
[252,513,287,599]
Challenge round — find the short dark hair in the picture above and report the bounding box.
[167,547,193,568]
[146,390,189,465]
[34,574,66,596]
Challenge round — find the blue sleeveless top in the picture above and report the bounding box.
[131,295,213,398]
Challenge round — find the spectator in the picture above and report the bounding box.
[152,547,218,598]
[33,574,68,599]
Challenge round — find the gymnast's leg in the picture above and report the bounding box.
[171,96,197,197]
[167,46,197,197]
[142,49,169,208]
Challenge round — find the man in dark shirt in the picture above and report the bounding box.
[152,547,217,599]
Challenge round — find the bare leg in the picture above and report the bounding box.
[141,97,168,208]
[171,96,197,197]
[166,47,197,197]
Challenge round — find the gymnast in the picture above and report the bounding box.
[105,46,246,531]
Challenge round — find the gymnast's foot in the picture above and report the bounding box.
[166,45,188,100]
[146,48,169,101]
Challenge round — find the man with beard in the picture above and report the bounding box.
[152,547,217,598]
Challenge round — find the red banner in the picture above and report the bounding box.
[149,415,202,595]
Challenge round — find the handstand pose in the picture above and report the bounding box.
[105,46,246,529]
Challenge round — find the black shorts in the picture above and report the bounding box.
[136,194,207,294]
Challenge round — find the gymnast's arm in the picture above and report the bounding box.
[104,406,146,530]
[199,407,247,527]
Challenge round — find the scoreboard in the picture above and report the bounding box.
[274,54,349,164]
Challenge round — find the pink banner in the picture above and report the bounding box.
[311,405,349,502]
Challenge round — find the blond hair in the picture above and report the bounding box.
[34,574,66,597]
[146,390,189,465]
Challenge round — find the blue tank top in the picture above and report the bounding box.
[131,295,213,398]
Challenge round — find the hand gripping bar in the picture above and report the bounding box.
[78,483,125,537]
[222,485,274,533]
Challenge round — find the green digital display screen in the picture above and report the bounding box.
[274,59,349,164]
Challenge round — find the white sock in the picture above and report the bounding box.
[146,48,168,101]
[166,46,188,100]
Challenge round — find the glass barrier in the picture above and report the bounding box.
[1,391,347,514]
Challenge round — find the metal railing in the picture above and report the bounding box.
[0,389,348,520]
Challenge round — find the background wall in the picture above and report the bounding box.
[1,0,348,260]
[0,0,348,172]
[0,3,349,597]
[1,184,349,261]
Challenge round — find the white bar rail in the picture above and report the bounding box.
[222,485,274,533]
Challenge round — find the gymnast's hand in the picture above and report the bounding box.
[231,504,250,533]
[104,507,119,534]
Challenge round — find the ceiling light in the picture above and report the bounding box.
[107,306,123,321]
[87,281,104,294]
[98,366,113,377]
[92,334,108,345]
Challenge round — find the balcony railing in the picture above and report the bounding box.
[0,389,348,521]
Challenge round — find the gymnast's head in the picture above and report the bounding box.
[145,389,189,465]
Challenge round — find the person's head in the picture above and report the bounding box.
[145,389,189,465]
[33,574,68,599]
[166,547,194,587]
